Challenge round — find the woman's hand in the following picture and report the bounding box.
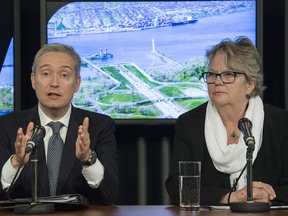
[251,181,276,202]
[221,181,276,204]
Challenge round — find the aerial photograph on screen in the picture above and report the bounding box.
[0,39,14,116]
[47,1,256,119]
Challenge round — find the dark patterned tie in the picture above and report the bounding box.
[47,121,64,196]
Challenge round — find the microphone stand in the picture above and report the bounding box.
[230,143,270,212]
[14,148,55,214]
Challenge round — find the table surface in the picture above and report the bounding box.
[1,205,288,216]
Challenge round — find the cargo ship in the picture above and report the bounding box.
[171,19,198,26]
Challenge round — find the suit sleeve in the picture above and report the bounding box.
[165,113,202,205]
[165,106,231,205]
[92,116,118,205]
[0,116,17,197]
[263,105,288,205]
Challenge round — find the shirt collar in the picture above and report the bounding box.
[38,104,72,127]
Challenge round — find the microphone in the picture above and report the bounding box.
[230,117,270,212]
[25,125,46,153]
[238,118,255,149]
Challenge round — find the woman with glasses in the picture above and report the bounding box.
[166,36,288,206]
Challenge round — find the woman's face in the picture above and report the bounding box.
[207,52,255,108]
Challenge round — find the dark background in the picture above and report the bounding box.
[0,0,286,204]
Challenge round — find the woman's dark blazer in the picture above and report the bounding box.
[166,102,288,205]
[0,105,118,205]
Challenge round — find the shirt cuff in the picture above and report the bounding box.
[1,155,21,190]
[81,159,104,189]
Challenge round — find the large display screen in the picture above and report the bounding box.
[0,38,14,116]
[45,0,258,123]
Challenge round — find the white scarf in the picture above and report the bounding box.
[204,96,264,189]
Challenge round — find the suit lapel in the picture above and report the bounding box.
[57,112,79,194]
[36,139,50,196]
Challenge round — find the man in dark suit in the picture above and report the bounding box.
[0,43,118,205]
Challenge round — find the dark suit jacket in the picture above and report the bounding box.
[0,105,118,205]
[166,102,288,205]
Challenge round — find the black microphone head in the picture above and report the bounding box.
[238,118,255,148]
[238,118,252,132]
[238,118,252,140]
[25,125,46,153]
[30,125,46,142]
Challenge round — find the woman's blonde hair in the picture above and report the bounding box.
[206,36,265,97]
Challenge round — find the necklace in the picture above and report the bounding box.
[230,131,239,140]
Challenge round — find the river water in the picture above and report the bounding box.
[48,10,256,71]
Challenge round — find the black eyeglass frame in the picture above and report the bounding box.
[201,71,246,84]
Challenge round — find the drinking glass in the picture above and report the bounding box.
[179,161,201,211]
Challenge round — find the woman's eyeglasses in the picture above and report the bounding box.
[201,71,246,84]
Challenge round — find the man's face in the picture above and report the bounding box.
[31,52,81,118]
